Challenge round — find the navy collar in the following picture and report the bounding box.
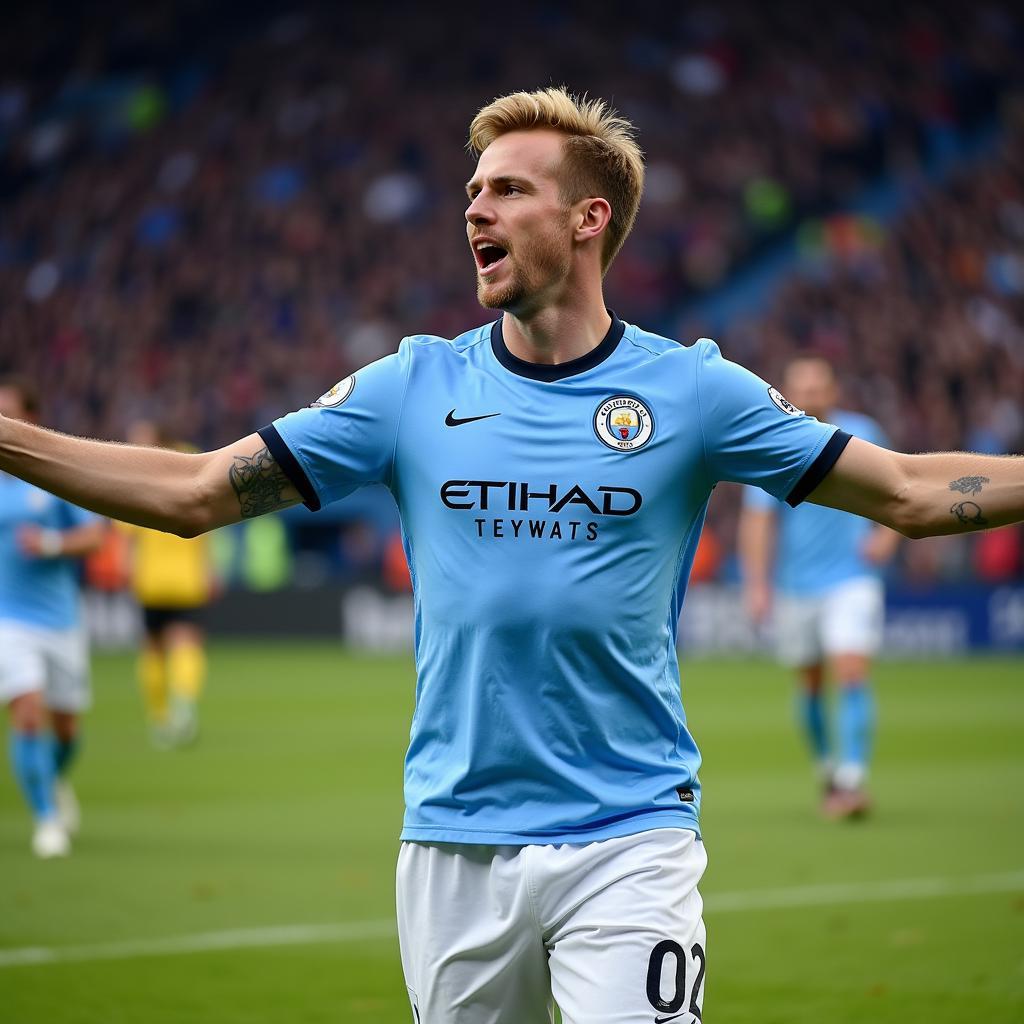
[490,311,626,382]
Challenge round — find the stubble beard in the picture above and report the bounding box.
[477,258,527,311]
[476,225,572,314]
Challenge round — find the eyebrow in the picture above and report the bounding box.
[465,174,533,197]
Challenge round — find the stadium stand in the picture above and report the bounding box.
[1,1,1021,585]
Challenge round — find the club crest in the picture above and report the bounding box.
[594,395,655,452]
[312,375,355,408]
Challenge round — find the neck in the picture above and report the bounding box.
[501,281,611,366]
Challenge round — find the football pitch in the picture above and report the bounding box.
[2,645,1022,1024]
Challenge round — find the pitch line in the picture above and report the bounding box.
[0,919,397,969]
[2,870,1021,969]
[705,869,1024,912]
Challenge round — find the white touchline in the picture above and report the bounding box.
[1,870,1021,969]
[704,869,1024,912]
[0,920,398,969]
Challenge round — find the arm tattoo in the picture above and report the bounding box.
[949,476,989,496]
[950,500,988,527]
[229,446,292,518]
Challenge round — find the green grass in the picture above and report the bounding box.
[2,647,1022,1023]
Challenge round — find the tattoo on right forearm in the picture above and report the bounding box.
[229,446,291,518]
[950,500,988,528]
[949,476,989,496]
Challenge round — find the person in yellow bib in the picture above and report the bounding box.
[121,423,216,747]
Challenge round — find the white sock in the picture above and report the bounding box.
[834,761,866,791]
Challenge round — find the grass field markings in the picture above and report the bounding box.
[0,920,397,968]
[706,869,1024,912]
[2,869,1021,969]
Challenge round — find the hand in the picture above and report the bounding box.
[745,580,773,625]
[17,526,63,558]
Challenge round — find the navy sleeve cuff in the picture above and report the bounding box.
[257,424,321,511]
[785,429,852,508]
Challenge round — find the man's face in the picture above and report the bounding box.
[465,129,574,314]
[0,387,28,421]
[782,360,838,421]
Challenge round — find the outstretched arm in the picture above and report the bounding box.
[737,504,776,624]
[0,417,301,537]
[807,437,1024,539]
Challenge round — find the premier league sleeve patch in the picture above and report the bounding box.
[311,375,355,408]
[594,395,655,451]
[767,386,803,417]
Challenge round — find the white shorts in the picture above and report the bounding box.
[0,620,91,713]
[774,576,885,667]
[396,828,707,1024]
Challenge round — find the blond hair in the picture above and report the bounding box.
[468,87,645,272]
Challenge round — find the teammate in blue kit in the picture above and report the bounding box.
[1,89,1023,1020]
[739,357,901,819]
[0,379,105,857]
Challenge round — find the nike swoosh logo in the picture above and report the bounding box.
[445,409,501,427]
[653,1015,687,1024]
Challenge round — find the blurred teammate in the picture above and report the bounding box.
[739,357,900,818]
[0,379,104,857]
[121,422,214,747]
[0,89,1022,1019]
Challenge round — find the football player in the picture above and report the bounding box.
[0,379,104,857]
[739,356,900,817]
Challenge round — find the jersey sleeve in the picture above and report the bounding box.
[695,340,851,506]
[258,341,411,511]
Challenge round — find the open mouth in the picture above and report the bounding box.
[473,239,509,276]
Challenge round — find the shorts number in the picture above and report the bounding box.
[689,942,706,1019]
[646,940,686,1013]
[646,940,706,1019]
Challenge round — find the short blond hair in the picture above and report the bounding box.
[468,87,645,272]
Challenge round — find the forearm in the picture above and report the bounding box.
[52,523,107,558]
[738,509,775,584]
[0,417,208,535]
[0,419,300,536]
[810,440,1024,540]
[902,452,1024,538]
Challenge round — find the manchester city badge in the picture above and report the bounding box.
[593,394,655,451]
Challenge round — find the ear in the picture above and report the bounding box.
[573,197,612,245]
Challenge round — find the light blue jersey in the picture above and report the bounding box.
[263,316,848,844]
[743,410,888,596]
[0,475,98,629]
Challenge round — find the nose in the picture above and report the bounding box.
[465,191,495,227]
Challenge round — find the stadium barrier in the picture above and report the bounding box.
[676,584,1024,657]
[85,583,1024,656]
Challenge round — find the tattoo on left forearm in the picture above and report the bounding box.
[949,476,989,496]
[229,446,291,518]
[950,500,988,527]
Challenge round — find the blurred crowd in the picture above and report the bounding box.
[726,128,1024,457]
[1,1,1022,584]
[703,122,1024,585]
